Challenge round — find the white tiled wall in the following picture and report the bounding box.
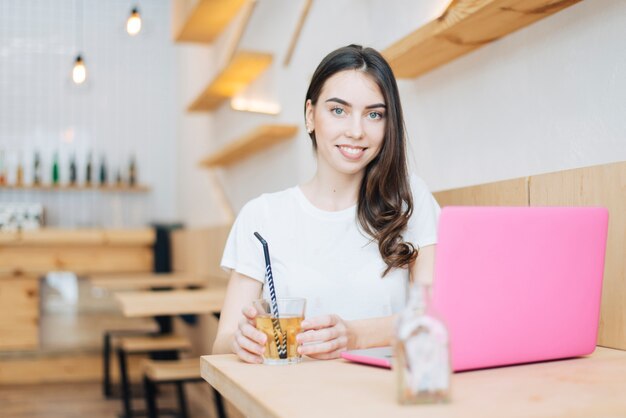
[0,0,178,227]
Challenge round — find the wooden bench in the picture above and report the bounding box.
[143,358,226,418]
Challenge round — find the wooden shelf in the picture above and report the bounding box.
[188,50,273,111]
[173,0,247,43]
[200,124,298,168]
[0,185,150,193]
[382,0,582,79]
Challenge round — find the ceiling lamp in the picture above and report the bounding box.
[126,7,142,36]
[72,55,87,84]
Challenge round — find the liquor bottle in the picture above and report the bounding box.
[99,155,108,187]
[395,283,451,404]
[69,154,77,186]
[128,154,136,187]
[0,149,6,185]
[115,168,123,186]
[52,152,60,186]
[33,151,42,186]
[85,152,93,186]
[16,151,24,186]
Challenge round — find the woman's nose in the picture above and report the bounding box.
[345,116,364,139]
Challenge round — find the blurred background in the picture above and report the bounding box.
[1,1,625,417]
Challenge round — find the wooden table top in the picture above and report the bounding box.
[89,273,213,290]
[114,287,227,317]
[201,347,626,418]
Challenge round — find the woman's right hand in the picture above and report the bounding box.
[231,305,267,364]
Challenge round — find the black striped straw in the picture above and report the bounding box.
[254,232,287,359]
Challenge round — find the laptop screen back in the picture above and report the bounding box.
[431,206,608,372]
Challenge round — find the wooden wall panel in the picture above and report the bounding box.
[433,177,529,207]
[529,161,626,350]
[172,226,232,287]
[0,277,39,350]
[0,247,153,275]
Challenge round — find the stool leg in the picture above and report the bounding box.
[175,382,189,418]
[213,388,227,418]
[103,332,111,397]
[144,376,158,418]
[117,348,133,418]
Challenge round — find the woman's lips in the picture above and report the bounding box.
[336,145,366,160]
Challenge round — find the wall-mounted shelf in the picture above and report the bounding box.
[173,0,247,43]
[382,0,582,79]
[200,124,298,168]
[188,51,273,112]
[0,185,150,193]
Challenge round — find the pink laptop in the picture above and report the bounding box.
[342,206,609,372]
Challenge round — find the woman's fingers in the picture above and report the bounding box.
[241,306,258,321]
[300,315,338,331]
[239,319,267,345]
[296,327,338,344]
[298,335,347,356]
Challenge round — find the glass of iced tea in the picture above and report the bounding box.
[253,297,306,365]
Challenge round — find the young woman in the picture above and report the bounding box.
[212,45,440,363]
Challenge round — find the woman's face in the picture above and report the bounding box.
[306,70,386,178]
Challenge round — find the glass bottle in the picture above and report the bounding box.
[395,283,451,404]
[69,154,77,186]
[85,152,93,186]
[0,149,6,185]
[52,151,60,186]
[16,151,24,187]
[33,151,42,186]
[128,154,136,187]
[99,154,108,187]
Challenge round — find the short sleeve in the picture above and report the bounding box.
[220,198,266,283]
[405,174,441,248]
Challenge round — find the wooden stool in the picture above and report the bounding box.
[103,326,158,398]
[117,335,192,418]
[143,359,226,418]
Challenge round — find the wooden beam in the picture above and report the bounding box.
[283,0,313,66]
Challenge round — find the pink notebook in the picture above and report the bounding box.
[342,206,609,372]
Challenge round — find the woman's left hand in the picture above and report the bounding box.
[296,314,354,359]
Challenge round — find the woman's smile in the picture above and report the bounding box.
[337,144,368,160]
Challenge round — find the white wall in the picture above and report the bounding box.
[0,0,178,227]
[176,0,626,226]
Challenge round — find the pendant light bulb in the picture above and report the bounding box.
[126,7,142,36]
[72,54,87,84]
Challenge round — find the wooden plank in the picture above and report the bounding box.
[0,277,39,350]
[202,347,626,418]
[283,0,313,66]
[102,229,155,246]
[224,0,257,64]
[115,288,227,317]
[529,161,626,350]
[383,0,583,78]
[4,228,155,246]
[0,352,144,385]
[143,358,201,381]
[433,176,529,207]
[173,0,247,43]
[200,124,298,168]
[0,230,19,244]
[0,246,153,275]
[188,51,273,111]
[88,273,212,291]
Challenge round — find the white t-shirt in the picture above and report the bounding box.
[221,174,440,320]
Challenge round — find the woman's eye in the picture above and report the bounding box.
[331,107,344,116]
[368,111,383,120]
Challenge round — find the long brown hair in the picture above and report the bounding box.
[304,44,417,275]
